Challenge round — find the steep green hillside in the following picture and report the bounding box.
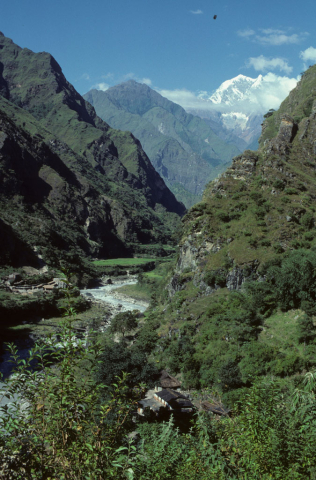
[178,65,316,279]
[84,82,240,207]
[0,33,185,277]
[139,64,316,396]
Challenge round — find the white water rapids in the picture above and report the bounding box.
[80,278,148,313]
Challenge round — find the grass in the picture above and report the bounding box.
[112,258,176,303]
[113,284,151,303]
[144,271,164,280]
[260,308,304,355]
[92,258,155,267]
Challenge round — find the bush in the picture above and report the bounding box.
[273,243,284,254]
[300,211,314,230]
[204,270,227,287]
[304,231,315,241]
[249,191,265,205]
[260,239,271,247]
[273,179,285,190]
[97,342,158,391]
[239,343,276,382]
[217,211,230,223]
[249,238,258,248]
[0,294,143,478]
[270,249,316,310]
[218,359,243,392]
[271,352,304,376]
[284,187,298,195]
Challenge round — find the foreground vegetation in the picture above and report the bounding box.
[2,258,316,479]
[2,313,316,478]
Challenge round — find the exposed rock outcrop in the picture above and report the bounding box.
[263,115,298,158]
[170,64,316,297]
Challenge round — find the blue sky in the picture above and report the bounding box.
[2,0,316,110]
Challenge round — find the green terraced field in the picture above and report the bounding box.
[92,258,155,267]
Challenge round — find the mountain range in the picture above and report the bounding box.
[186,74,268,151]
[0,32,185,280]
[84,81,240,207]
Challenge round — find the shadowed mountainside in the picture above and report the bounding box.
[0,33,185,275]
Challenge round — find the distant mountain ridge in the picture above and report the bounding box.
[0,32,185,278]
[84,81,240,207]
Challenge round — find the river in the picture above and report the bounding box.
[0,277,148,412]
[80,277,148,313]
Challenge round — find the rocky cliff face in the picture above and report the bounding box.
[0,33,185,271]
[169,64,316,295]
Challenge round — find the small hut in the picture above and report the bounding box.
[154,388,194,413]
[155,370,181,392]
[201,401,230,417]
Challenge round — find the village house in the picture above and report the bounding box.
[137,388,195,416]
[137,370,195,417]
[154,370,181,392]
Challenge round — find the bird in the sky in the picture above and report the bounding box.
[213,15,217,19]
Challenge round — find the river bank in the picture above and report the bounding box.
[0,276,148,378]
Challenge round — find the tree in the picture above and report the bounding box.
[298,314,316,346]
[110,311,138,337]
[271,250,316,311]
[263,108,275,118]
[97,342,158,391]
[218,359,243,392]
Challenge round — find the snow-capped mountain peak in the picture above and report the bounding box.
[209,74,263,106]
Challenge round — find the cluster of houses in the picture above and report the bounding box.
[137,370,230,419]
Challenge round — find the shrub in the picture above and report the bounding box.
[218,359,243,392]
[239,343,276,382]
[0,282,143,479]
[273,243,284,254]
[217,211,230,223]
[284,187,298,195]
[250,191,265,205]
[273,179,285,190]
[300,211,314,230]
[304,231,315,241]
[270,249,316,310]
[249,238,258,248]
[260,239,271,247]
[254,207,266,219]
[291,239,301,249]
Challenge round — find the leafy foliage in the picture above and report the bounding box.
[109,311,138,337]
[0,277,144,479]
